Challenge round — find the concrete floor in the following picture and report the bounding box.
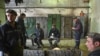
[26,38,74,49]
[26,38,86,49]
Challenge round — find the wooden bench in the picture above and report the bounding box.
[24,49,82,56]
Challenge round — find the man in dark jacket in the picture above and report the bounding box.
[48,24,60,48]
[72,17,83,49]
[33,23,44,48]
[86,32,100,56]
[16,13,27,48]
[1,10,24,56]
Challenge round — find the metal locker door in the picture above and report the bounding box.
[61,16,65,38]
[48,14,61,34]
[24,17,36,38]
[47,15,53,35]
[56,14,61,33]
[64,16,73,38]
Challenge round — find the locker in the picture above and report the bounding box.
[48,14,61,36]
[62,16,73,38]
[56,14,61,32]
[61,17,65,38]
[24,17,36,38]
[47,14,53,35]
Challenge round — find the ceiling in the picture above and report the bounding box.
[6,8,88,17]
[5,0,89,7]
[4,0,89,17]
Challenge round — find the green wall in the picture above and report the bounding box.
[89,0,100,33]
[0,9,6,25]
[0,0,6,25]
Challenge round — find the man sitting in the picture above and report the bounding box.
[48,24,60,48]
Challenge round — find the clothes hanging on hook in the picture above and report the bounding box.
[5,0,10,4]
[15,0,23,6]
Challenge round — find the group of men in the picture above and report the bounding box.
[31,22,60,49]
[0,9,61,56]
[0,10,25,56]
[0,9,100,56]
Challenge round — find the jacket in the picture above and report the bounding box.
[88,47,100,56]
[34,28,44,39]
[49,28,60,38]
[74,19,83,34]
[1,21,24,52]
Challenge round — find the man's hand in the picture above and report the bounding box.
[72,27,76,30]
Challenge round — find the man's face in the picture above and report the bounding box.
[52,25,56,29]
[6,13,16,22]
[85,37,95,52]
[36,24,40,28]
[73,18,77,23]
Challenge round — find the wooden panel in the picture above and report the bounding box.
[24,50,44,56]
[64,16,73,38]
[61,17,65,38]
[48,50,64,56]
[24,49,82,56]
[47,50,81,56]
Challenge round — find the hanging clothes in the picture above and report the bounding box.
[5,0,10,4]
[18,0,23,3]
[15,0,23,6]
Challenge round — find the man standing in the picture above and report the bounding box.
[85,32,100,56]
[16,13,27,48]
[48,24,60,48]
[72,17,83,49]
[1,10,24,56]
